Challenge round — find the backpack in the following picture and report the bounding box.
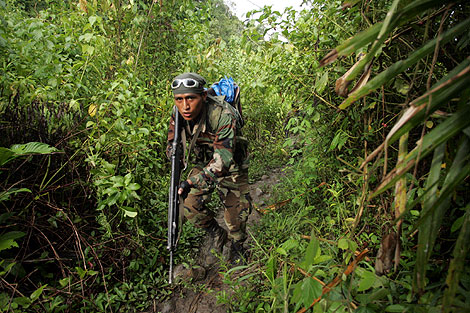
[207,77,244,127]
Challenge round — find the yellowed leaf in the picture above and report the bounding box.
[88,104,97,117]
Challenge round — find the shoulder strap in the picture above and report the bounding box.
[207,94,225,106]
[182,104,207,169]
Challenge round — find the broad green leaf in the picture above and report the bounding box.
[0,231,25,252]
[292,280,303,308]
[0,231,25,241]
[123,207,138,218]
[359,287,389,305]
[88,15,97,27]
[299,233,319,270]
[301,277,322,309]
[385,304,406,312]
[59,277,71,287]
[127,183,141,191]
[79,33,93,42]
[338,238,348,250]
[0,239,19,252]
[281,238,299,252]
[10,142,58,155]
[13,296,31,308]
[75,267,86,279]
[313,112,320,123]
[329,132,341,151]
[0,213,14,224]
[138,127,149,135]
[276,247,287,256]
[0,261,16,276]
[30,285,47,301]
[313,255,331,264]
[265,255,275,284]
[355,304,375,312]
[357,270,376,292]
[0,142,58,166]
[103,187,118,195]
[315,72,328,93]
[0,188,31,202]
[451,216,464,233]
[0,147,14,166]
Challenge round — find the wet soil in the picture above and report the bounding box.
[152,168,287,313]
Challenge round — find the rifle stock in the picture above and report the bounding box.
[168,108,183,284]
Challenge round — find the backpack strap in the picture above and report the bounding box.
[233,84,244,127]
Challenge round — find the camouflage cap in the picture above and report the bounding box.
[172,72,206,95]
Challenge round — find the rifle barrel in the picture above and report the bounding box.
[168,108,182,284]
[169,251,173,284]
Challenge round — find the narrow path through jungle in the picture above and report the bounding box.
[154,169,287,313]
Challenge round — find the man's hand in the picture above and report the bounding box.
[178,180,192,199]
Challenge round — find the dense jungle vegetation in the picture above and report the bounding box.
[1,0,469,311]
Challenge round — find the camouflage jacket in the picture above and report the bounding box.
[167,95,248,190]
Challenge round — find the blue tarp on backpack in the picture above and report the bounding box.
[211,77,238,105]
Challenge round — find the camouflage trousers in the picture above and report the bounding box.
[184,166,252,242]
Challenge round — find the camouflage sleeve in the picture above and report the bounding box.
[188,113,236,189]
[166,113,175,160]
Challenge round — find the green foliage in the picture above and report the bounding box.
[232,0,470,312]
[1,0,468,311]
[0,142,58,166]
[0,0,252,311]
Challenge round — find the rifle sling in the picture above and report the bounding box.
[181,104,206,171]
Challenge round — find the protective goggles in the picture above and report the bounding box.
[171,78,201,89]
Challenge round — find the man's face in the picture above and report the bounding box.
[174,92,206,121]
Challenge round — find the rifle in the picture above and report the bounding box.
[168,108,183,284]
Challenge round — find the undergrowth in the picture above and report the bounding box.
[1,0,469,312]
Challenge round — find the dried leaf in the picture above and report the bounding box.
[375,232,397,275]
[79,0,88,13]
[319,49,338,67]
[335,53,366,97]
[349,61,373,95]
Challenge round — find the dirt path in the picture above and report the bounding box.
[153,169,286,313]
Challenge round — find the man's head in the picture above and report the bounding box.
[172,72,207,121]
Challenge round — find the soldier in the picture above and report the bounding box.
[167,72,252,266]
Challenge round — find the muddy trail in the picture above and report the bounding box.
[154,169,286,313]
